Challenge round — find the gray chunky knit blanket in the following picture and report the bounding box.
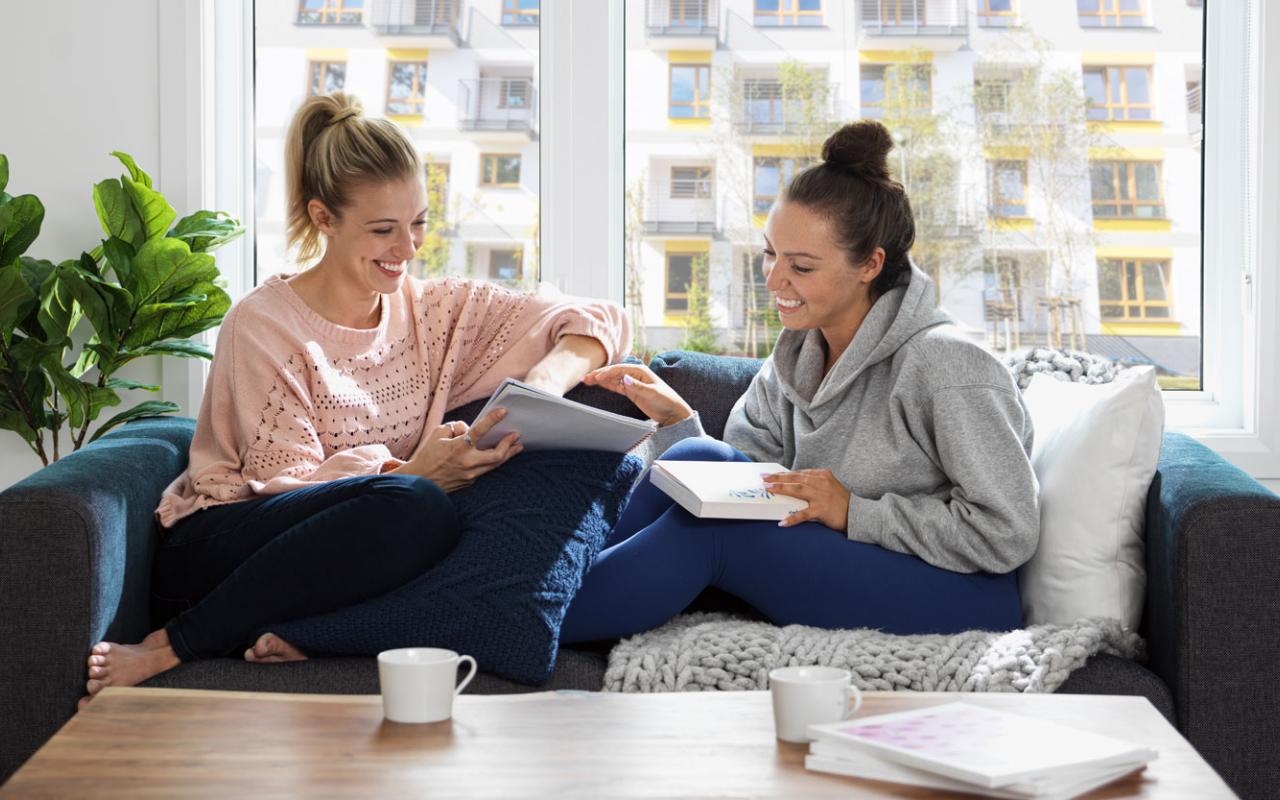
[604,613,1144,694]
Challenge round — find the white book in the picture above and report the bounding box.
[806,702,1158,790]
[806,742,1148,800]
[649,460,808,521]
[471,378,657,453]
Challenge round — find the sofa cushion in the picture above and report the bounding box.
[1018,367,1164,629]
[648,351,764,439]
[268,450,643,686]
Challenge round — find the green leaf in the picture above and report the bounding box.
[72,338,116,377]
[93,179,145,246]
[0,194,45,267]
[42,358,89,430]
[88,400,179,443]
[0,262,37,345]
[105,377,160,392]
[0,408,39,445]
[126,339,213,360]
[167,210,245,253]
[102,236,136,289]
[139,293,207,313]
[131,238,219,306]
[110,151,152,189]
[8,335,63,372]
[125,278,228,349]
[0,154,8,196]
[123,176,176,242]
[80,252,133,327]
[55,259,112,338]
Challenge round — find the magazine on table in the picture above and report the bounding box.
[804,702,1157,799]
[471,378,656,453]
[649,460,809,520]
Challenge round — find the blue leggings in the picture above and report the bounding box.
[560,438,1022,644]
[154,474,460,662]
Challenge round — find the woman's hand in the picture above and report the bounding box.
[521,335,608,397]
[391,409,522,492]
[764,468,851,531]
[583,364,694,428]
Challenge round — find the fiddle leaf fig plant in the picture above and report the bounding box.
[0,152,243,466]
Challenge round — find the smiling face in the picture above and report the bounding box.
[308,177,428,294]
[762,200,883,337]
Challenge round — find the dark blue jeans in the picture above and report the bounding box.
[153,474,460,662]
[560,438,1023,644]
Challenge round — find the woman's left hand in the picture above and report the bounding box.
[763,469,851,531]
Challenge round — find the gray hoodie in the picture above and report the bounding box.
[654,264,1039,575]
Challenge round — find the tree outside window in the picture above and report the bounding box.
[989,161,1028,217]
[1083,66,1154,121]
[307,61,346,96]
[480,154,522,187]
[670,65,711,119]
[860,64,931,120]
[386,62,428,116]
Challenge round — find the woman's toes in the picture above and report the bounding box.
[88,665,106,679]
[88,654,106,667]
[77,696,93,711]
[86,678,105,695]
[91,642,111,656]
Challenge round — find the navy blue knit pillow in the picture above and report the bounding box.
[270,450,642,685]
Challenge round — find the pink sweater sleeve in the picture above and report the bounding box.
[439,280,632,408]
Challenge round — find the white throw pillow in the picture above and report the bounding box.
[1018,367,1164,629]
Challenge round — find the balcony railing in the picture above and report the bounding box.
[643,184,718,236]
[646,0,719,36]
[370,0,463,43]
[733,81,839,135]
[860,0,967,36]
[458,78,538,135]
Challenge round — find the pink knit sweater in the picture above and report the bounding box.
[156,274,630,528]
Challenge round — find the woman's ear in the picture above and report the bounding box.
[860,248,886,285]
[308,199,339,236]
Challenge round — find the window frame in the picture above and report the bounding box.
[306,60,346,97]
[1097,258,1175,321]
[385,60,428,116]
[191,0,1277,480]
[670,0,710,27]
[668,63,711,120]
[988,160,1028,218]
[501,0,540,26]
[1083,65,1155,122]
[296,0,364,25]
[977,0,1017,28]
[752,156,812,215]
[489,248,525,282]
[664,251,697,315]
[480,153,523,188]
[1090,160,1166,219]
[497,77,532,109]
[859,63,932,119]
[670,166,713,199]
[753,0,823,27]
[1077,0,1148,28]
[876,0,924,26]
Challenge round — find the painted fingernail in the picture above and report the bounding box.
[622,375,635,386]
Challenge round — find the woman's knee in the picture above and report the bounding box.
[359,475,462,565]
[658,436,744,463]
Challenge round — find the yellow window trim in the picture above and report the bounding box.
[1089,146,1164,160]
[668,117,712,128]
[1081,52,1156,66]
[1094,219,1173,232]
[751,143,819,158]
[387,48,430,61]
[663,313,690,325]
[668,50,712,64]
[1100,321,1183,336]
[1088,120,1163,134]
[306,48,348,61]
[983,145,1031,160]
[859,50,933,64]
[1095,246,1175,259]
[386,114,423,127]
[664,240,711,253]
[752,213,769,228]
[990,218,1035,232]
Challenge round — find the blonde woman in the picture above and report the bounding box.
[81,93,629,701]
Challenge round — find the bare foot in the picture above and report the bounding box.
[80,628,181,708]
[245,632,308,664]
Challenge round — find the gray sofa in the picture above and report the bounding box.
[3,350,1278,798]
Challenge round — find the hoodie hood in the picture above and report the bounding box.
[770,261,953,413]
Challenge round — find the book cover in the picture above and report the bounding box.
[472,378,656,453]
[650,460,808,521]
[806,702,1157,790]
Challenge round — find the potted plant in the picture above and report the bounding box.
[0,151,242,465]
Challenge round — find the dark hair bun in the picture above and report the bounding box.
[822,120,894,181]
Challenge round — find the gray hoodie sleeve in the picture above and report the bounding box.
[723,363,789,465]
[845,384,1040,574]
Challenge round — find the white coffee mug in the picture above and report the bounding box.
[768,665,863,743]
[377,647,477,723]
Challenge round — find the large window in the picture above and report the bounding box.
[753,157,811,214]
[1083,66,1154,121]
[669,64,711,119]
[1090,161,1165,218]
[1078,0,1148,27]
[977,0,1018,27]
[297,0,363,25]
[386,62,428,116]
[256,1,539,287]
[1098,259,1173,320]
[860,64,931,119]
[671,167,713,199]
[665,253,696,313]
[988,161,1028,218]
[753,0,822,27]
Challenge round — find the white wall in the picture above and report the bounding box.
[0,0,164,489]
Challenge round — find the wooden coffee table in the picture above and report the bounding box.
[1,688,1234,798]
